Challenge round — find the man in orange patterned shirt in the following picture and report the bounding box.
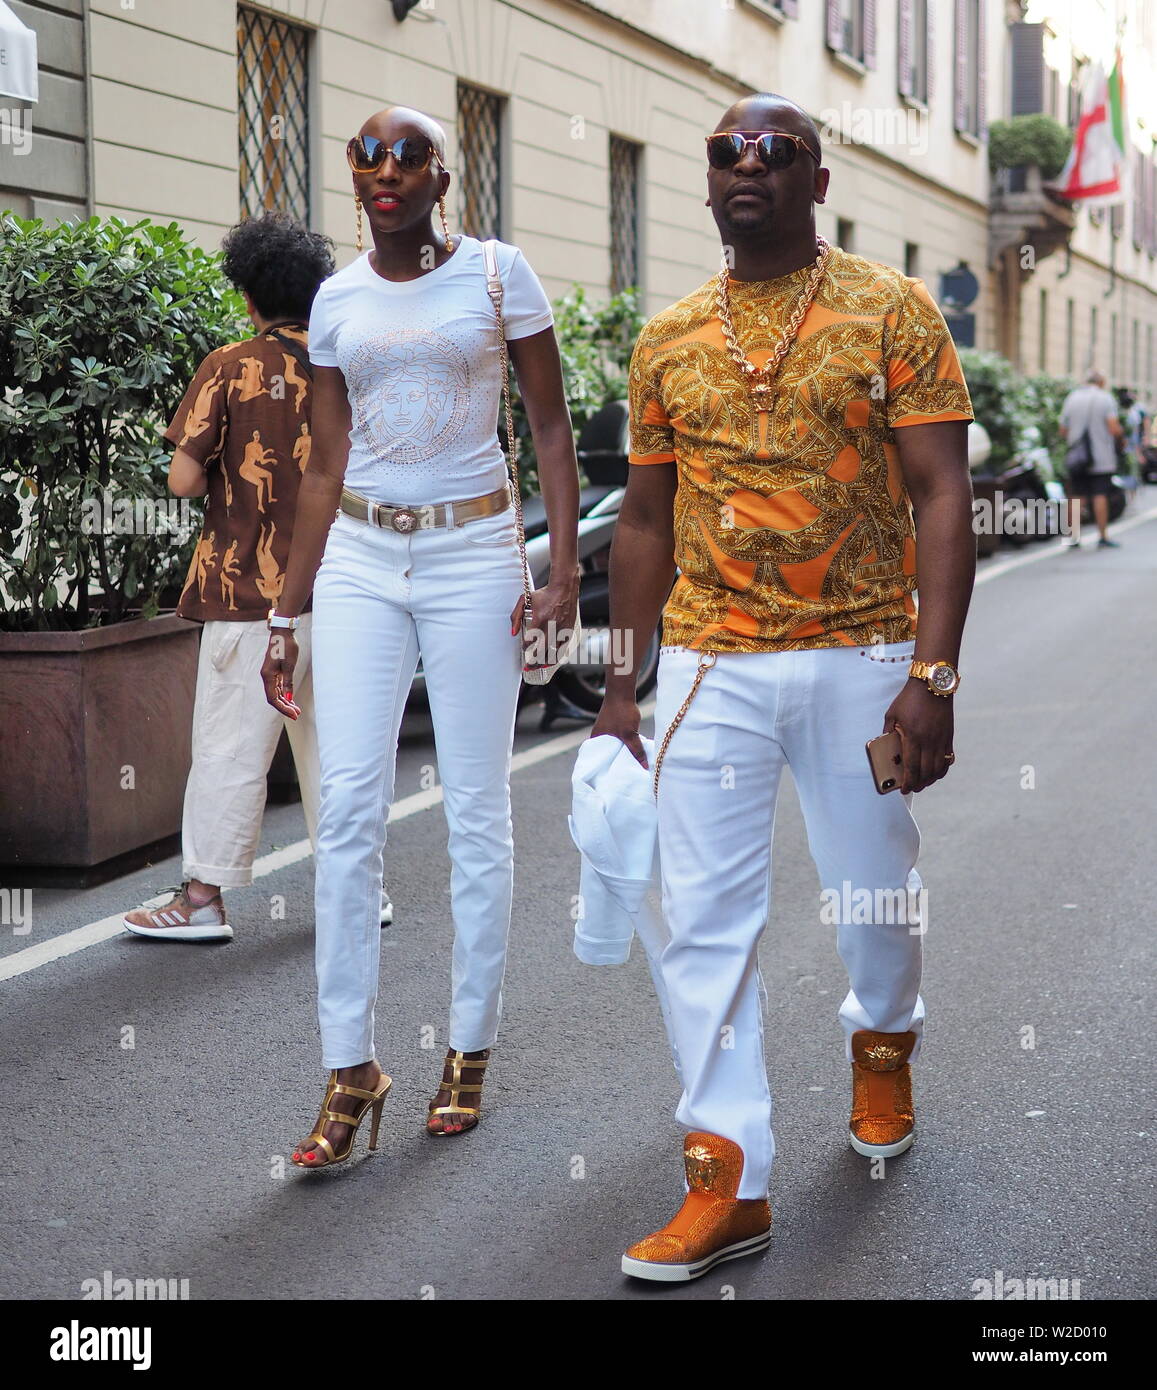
[593,93,976,1282]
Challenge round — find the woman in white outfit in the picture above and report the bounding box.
[262,106,580,1165]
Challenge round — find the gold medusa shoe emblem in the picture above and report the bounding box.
[864,1043,904,1065]
[684,1144,722,1192]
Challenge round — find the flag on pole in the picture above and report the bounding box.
[1054,51,1126,205]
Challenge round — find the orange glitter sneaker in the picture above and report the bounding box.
[621,1132,771,1283]
[849,1029,917,1158]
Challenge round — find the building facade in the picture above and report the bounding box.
[1,0,1155,398]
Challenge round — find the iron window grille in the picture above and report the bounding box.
[238,7,311,224]
[609,135,641,294]
[457,84,504,240]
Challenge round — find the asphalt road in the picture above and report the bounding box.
[3,496,1155,1302]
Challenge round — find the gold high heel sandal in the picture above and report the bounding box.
[292,1070,392,1168]
[427,1050,489,1136]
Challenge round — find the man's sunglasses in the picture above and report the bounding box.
[346,134,444,175]
[705,131,820,171]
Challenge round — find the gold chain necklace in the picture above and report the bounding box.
[715,236,832,412]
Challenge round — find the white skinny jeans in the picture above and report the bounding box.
[310,504,524,1068]
[652,640,926,1198]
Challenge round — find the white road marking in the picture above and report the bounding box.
[973,500,1157,586]
[0,704,652,981]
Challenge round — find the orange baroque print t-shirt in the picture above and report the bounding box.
[628,248,973,653]
[165,327,315,623]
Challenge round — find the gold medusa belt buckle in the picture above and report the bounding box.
[387,507,419,533]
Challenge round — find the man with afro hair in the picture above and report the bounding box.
[124,214,393,940]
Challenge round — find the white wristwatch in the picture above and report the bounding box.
[267,609,300,631]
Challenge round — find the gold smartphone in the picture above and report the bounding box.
[866,731,904,794]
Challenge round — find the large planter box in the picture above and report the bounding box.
[0,614,199,877]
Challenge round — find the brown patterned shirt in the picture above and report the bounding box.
[165,326,314,623]
[629,248,973,653]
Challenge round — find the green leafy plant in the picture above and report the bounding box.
[987,114,1072,180]
[959,349,1036,470]
[1022,372,1077,478]
[508,284,645,491]
[0,215,247,631]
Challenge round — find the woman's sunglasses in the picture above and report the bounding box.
[705,131,820,171]
[346,134,444,175]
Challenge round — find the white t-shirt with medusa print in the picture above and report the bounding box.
[308,235,555,506]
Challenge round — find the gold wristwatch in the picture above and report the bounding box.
[908,659,961,696]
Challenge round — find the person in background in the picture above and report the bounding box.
[1059,370,1124,549]
[124,214,393,941]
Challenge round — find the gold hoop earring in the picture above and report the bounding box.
[354,194,364,252]
[438,195,453,254]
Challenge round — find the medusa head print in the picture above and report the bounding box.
[347,329,471,465]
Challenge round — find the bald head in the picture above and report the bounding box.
[1086,369,1106,387]
[715,94,823,165]
[360,105,448,164]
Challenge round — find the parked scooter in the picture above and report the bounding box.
[990,428,1125,547]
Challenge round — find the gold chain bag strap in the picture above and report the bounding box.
[482,238,580,685]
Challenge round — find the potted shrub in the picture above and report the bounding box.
[0,214,246,879]
[988,114,1073,195]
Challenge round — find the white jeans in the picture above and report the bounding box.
[182,615,320,886]
[310,505,524,1068]
[653,641,926,1198]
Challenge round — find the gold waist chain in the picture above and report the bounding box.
[651,650,717,797]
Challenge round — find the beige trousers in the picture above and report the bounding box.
[181,615,319,887]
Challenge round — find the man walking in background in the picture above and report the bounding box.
[1060,370,1124,549]
[594,93,975,1281]
[124,214,392,941]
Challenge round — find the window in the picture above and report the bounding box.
[1134,147,1146,251]
[237,7,311,223]
[826,0,876,69]
[901,0,928,103]
[1009,21,1045,116]
[1038,288,1048,373]
[457,84,504,240]
[609,136,642,295]
[1150,143,1157,258]
[837,217,854,251]
[904,241,919,277]
[1148,323,1154,391]
[1110,312,1118,381]
[1065,297,1074,377]
[954,0,986,138]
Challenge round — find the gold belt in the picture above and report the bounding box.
[339,483,510,534]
